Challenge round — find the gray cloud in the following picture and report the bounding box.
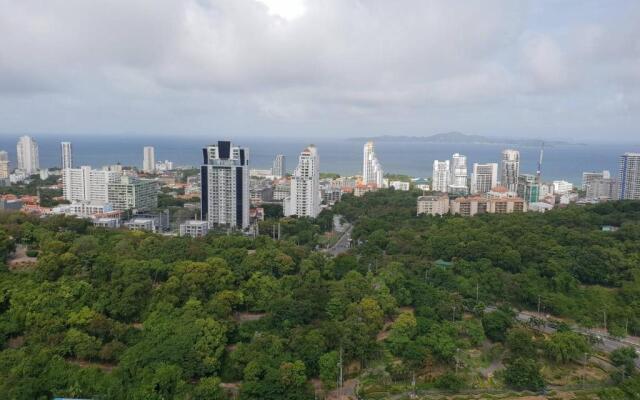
[0,0,638,140]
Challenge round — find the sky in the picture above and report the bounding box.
[0,0,639,142]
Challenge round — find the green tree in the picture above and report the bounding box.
[503,357,545,391]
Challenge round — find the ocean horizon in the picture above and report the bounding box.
[1,135,638,185]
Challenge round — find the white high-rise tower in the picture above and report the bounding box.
[61,141,73,169]
[449,153,468,193]
[432,160,450,193]
[143,146,155,173]
[362,141,384,188]
[501,149,520,192]
[618,152,640,200]
[272,154,286,178]
[16,136,39,175]
[470,163,498,194]
[200,141,250,229]
[285,145,320,218]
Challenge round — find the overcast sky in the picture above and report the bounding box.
[0,0,639,141]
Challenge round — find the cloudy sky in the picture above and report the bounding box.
[0,0,639,141]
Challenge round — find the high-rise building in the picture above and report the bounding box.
[449,153,468,194]
[470,163,498,194]
[432,160,450,192]
[285,145,320,218]
[200,141,250,229]
[500,149,520,192]
[618,153,640,200]
[362,141,384,188]
[62,166,120,204]
[0,151,9,187]
[0,151,9,179]
[272,154,286,178]
[582,170,610,191]
[517,174,539,203]
[61,141,73,169]
[143,146,155,173]
[16,135,39,175]
[586,177,616,200]
[107,175,158,211]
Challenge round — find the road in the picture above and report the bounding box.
[326,224,353,256]
[512,309,640,368]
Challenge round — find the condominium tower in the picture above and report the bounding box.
[62,166,120,204]
[143,146,155,173]
[200,141,250,229]
[61,141,73,169]
[470,163,498,194]
[16,135,39,174]
[362,141,384,188]
[449,153,468,194]
[432,160,450,192]
[285,145,320,218]
[500,149,520,192]
[0,151,9,179]
[272,154,286,178]
[618,153,640,200]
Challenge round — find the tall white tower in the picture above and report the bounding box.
[432,160,450,193]
[143,146,155,173]
[501,149,520,192]
[449,153,468,193]
[272,154,286,178]
[200,141,250,229]
[285,145,320,218]
[16,136,39,175]
[362,141,384,188]
[61,141,73,169]
[618,152,640,200]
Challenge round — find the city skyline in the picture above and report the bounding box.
[0,1,639,141]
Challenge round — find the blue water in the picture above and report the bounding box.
[0,135,637,184]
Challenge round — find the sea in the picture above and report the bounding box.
[1,135,638,185]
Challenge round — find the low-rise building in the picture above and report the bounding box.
[390,181,410,191]
[0,197,23,211]
[125,218,156,232]
[52,201,114,217]
[417,194,450,216]
[450,195,526,216]
[93,217,121,228]
[179,220,209,237]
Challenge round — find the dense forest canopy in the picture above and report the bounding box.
[0,191,639,399]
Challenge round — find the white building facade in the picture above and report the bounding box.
[470,163,498,194]
[432,160,450,192]
[143,146,155,173]
[449,153,468,194]
[285,145,320,218]
[16,136,39,175]
[362,141,384,188]
[272,154,286,178]
[62,166,120,204]
[200,141,250,229]
[61,141,73,169]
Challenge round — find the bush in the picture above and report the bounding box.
[26,249,38,257]
[434,372,464,392]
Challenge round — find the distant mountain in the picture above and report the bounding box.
[349,132,575,147]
